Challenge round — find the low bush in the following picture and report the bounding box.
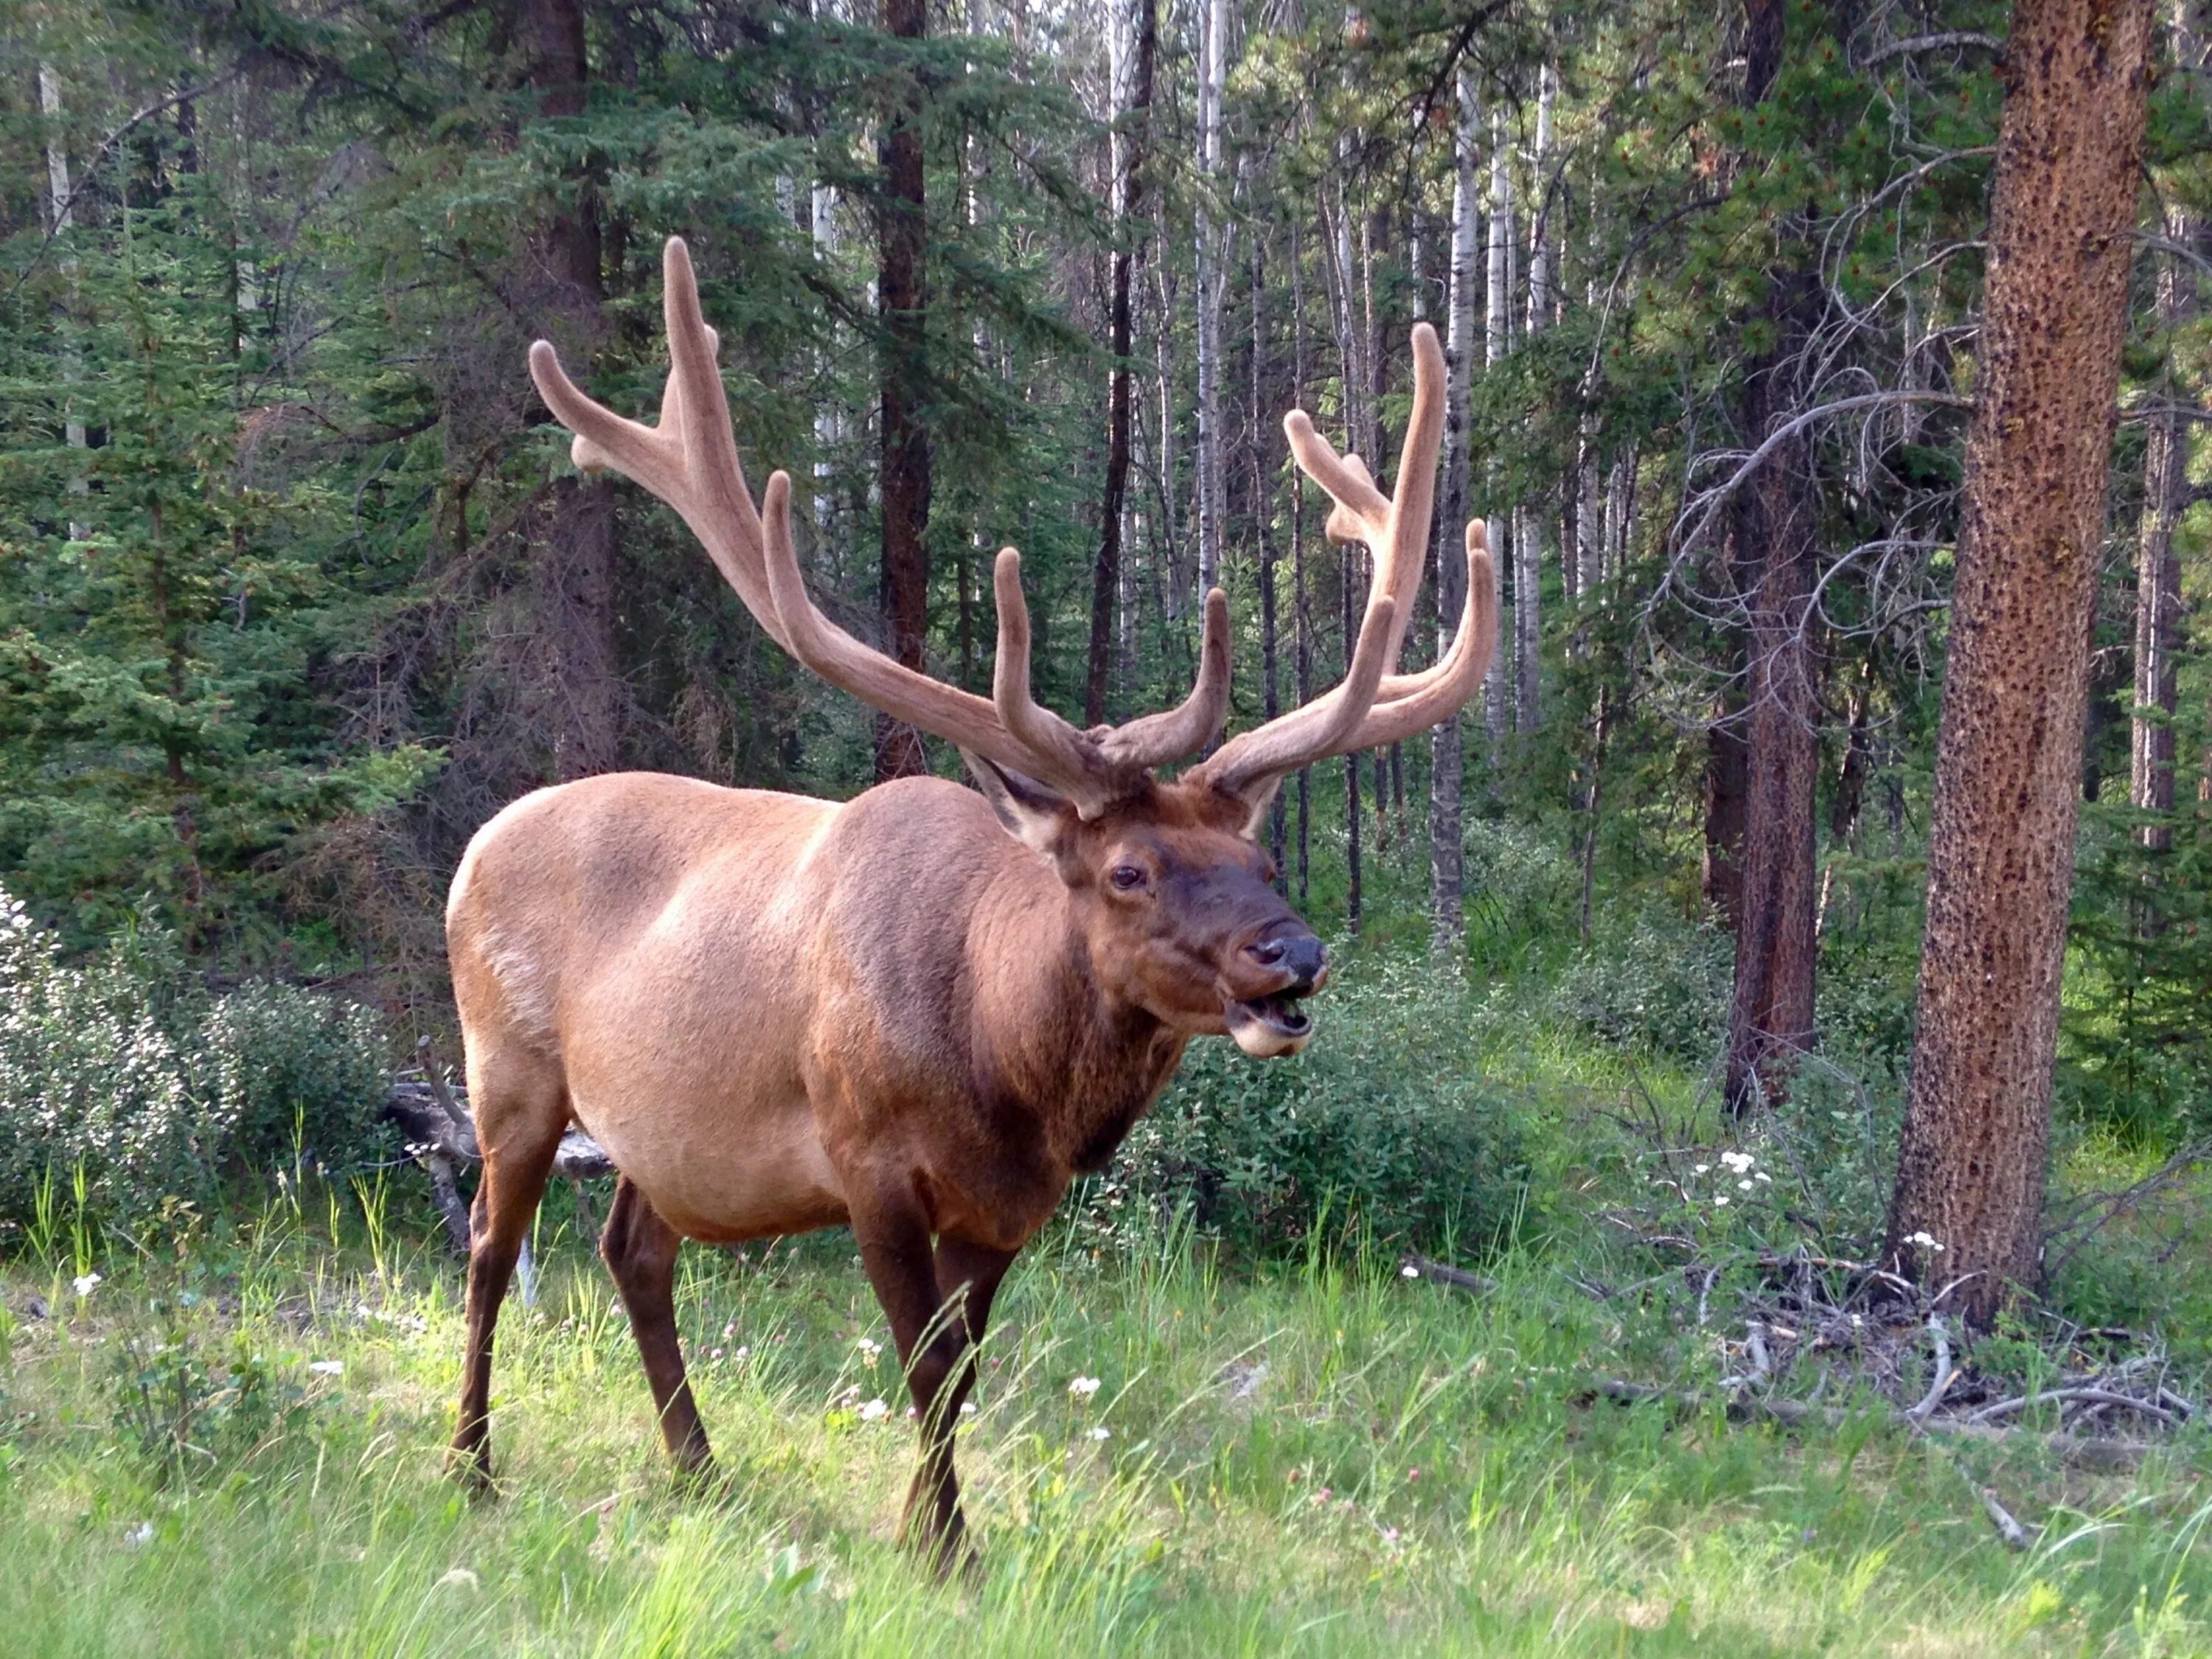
[1088,959,1529,1259]
[0,889,389,1241]
[1548,910,1732,1063]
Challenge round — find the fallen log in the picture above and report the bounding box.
[384,1049,614,1259]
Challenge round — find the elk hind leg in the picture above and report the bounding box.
[600,1175,713,1475]
[447,1046,566,1490]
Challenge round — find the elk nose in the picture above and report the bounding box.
[1248,932,1327,990]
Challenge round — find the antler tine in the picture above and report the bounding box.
[1192,599,1398,795]
[1189,322,1458,801]
[528,238,798,655]
[1098,588,1231,771]
[535,235,1241,816]
[754,477,1119,810]
[1366,321,1446,672]
[528,340,675,496]
[991,550,1119,813]
[1327,522,1498,753]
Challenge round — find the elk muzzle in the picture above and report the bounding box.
[1224,926,1327,1058]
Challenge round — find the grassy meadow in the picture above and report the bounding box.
[2,1019,2208,1659]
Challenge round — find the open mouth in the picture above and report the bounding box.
[1224,992,1313,1057]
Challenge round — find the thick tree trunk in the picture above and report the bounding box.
[520,0,622,782]
[1430,71,1479,950]
[875,0,933,779]
[1085,0,1157,723]
[2132,201,2196,850]
[1885,0,2153,1327]
[1722,0,1823,1107]
[1703,714,1748,929]
[1722,271,1823,1116]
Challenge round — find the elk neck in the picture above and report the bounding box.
[965,850,1192,1180]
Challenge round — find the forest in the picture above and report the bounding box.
[3,0,2212,1651]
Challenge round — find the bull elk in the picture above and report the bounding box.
[445,237,1495,1565]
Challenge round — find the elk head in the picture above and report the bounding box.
[528,238,1497,1058]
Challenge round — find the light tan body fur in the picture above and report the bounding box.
[448,771,1193,1258]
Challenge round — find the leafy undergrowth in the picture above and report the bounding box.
[0,1178,2208,1658]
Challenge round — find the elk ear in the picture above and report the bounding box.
[961,750,1077,855]
[1208,776,1282,841]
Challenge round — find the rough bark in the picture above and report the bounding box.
[875,0,933,780]
[1703,714,1748,929]
[519,0,622,781]
[1430,71,1479,950]
[1722,271,1823,1117]
[1703,0,1792,940]
[1885,0,2154,1328]
[1085,0,1157,723]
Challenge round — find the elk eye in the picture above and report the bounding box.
[1109,864,1147,891]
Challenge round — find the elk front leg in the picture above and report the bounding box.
[600,1175,714,1476]
[849,1189,1015,1571]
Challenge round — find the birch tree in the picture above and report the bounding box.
[1483,105,1513,745]
[1430,70,1481,947]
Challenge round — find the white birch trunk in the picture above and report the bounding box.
[1514,69,1553,732]
[1193,0,1228,599]
[1482,106,1513,744]
[40,63,86,540]
[1430,69,1481,946]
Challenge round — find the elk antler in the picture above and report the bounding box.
[529,237,1228,818]
[1192,323,1498,802]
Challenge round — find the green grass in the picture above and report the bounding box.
[2,1174,2208,1658]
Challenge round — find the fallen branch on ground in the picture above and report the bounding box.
[1399,1256,1496,1295]
[1586,1378,2160,1471]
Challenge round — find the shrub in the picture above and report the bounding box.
[0,890,389,1239]
[1087,958,1528,1259]
[1460,818,1580,959]
[1548,911,1731,1062]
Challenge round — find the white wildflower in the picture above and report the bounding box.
[959,1402,978,1416]
[1738,1180,1754,1192]
[1721,1151,1755,1173]
[1906,1231,1945,1253]
[125,1520,154,1547]
[1401,1264,1420,1279]
[1713,1196,1731,1208]
[1693,1164,1711,1175]
[1754,1172,1772,1183]
[732,1346,750,1362]
[1088,1426,1112,1441]
[855,1337,883,1360]
[309,1359,344,1377]
[72,1272,101,1298]
[1068,1375,1102,1398]
[858,1398,891,1422]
